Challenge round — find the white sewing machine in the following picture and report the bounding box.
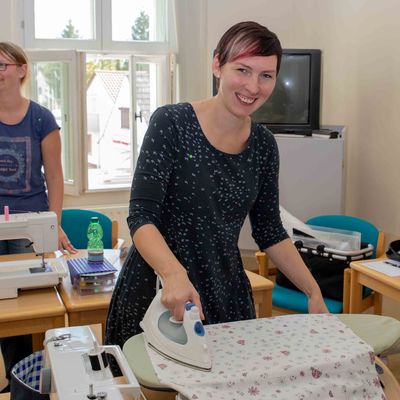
[0,211,68,299]
[40,326,141,400]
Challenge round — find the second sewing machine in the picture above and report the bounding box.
[0,210,68,299]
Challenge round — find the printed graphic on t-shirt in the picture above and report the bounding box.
[0,136,32,194]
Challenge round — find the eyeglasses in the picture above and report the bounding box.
[0,63,21,71]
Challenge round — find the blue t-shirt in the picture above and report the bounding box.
[0,101,59,213]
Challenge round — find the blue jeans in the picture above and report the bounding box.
[0,239,33,255]
[0,239,34,385]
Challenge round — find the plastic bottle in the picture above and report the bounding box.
[87,217,104,263]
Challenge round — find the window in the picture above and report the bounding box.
[119,108,130,129]
[23,0,176,193]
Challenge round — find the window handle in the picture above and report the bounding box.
[134,110,143,123]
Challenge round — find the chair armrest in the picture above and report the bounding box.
[255,251,268,277]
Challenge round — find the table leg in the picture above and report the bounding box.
[256,288,272,318]
[374,292,383,315]
[32,333,45,352]
[349,269,363,313]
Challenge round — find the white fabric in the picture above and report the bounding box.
[146,314,385,400]
[279,206,361,251]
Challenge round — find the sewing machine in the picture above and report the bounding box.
[0,211,68,299]
[40,326,141,400]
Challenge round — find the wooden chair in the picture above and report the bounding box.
[256,215,385,314]
[61,208,124,249]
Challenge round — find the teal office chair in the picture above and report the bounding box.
[61,208,119,249]
[256,215,384,314]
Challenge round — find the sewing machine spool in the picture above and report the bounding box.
[88,342,109,371]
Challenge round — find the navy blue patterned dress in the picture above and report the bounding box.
[105,103,288,347]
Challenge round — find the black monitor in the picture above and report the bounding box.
[213,49,322,135]
[253,49,321,134]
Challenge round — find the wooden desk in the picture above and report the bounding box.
[0,253,66,351]
[58,250,122,339]
[245,269,274,318]
[59,251,274,340]
[349,257,397,313]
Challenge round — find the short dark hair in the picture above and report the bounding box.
[214,21,282,73]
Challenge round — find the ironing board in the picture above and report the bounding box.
[123,315,400,400]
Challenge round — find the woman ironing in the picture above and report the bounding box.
[106,21,328,349]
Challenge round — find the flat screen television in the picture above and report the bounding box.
[213,49,322,134]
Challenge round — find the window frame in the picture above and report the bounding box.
[26,50,83,196]
[21,0,177,194]
[23,0,176,54]
[24,0,102,50]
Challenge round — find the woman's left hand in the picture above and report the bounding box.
[58,226,78,254]
[308,293,329,314]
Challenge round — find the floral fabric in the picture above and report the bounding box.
[146,314,385,400]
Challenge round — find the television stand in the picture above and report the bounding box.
[274,131,312,138]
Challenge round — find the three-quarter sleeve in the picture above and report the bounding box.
[249,131,288,250]
[127,107,177,237]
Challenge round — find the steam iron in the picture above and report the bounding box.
[140,288,212,372]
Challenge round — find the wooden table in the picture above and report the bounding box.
[245,269,273,318]
[349,257,399,313]
[59,250,274,340]
[58,249,122,340]
[0,254,66,351]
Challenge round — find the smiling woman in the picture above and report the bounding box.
[0,41,77,392]
[105,22,328,358]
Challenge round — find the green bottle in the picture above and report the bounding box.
[87,217,104,263]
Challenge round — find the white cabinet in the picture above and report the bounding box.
[239,127,345,250]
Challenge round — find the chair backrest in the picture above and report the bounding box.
[61,209,113,249]
[305,215,382,258]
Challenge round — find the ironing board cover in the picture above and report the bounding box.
[145,314,385,400]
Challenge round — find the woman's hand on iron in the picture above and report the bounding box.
[161,270,205,322]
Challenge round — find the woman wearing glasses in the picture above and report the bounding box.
[0,41,76,393]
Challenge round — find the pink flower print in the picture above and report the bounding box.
[311,367,322,378]
[274,330,283,334]
[322,348,332,353]
[237,339,245,345]
[157,363,167,370]
[369,351,375,364]
[248,386,260,396]
[334,362,342,369]
[373,377,381,388]
[280,350,290,356]
[300,371,305,377]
